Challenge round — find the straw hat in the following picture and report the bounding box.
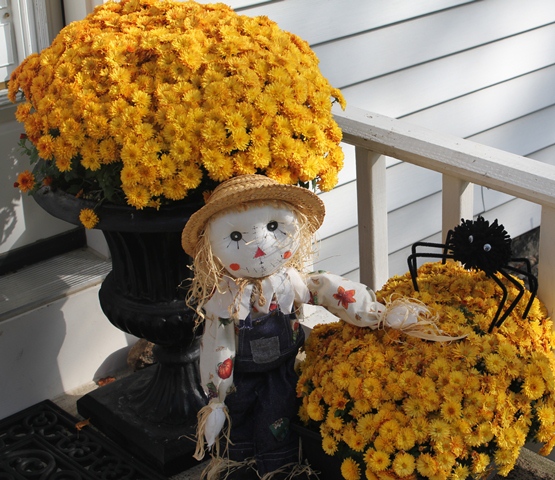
[181,174,325,256]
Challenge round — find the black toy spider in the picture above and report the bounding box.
[407,216,538,333]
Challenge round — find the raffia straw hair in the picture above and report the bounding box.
[186,199,318,326]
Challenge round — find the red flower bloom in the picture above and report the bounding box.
[15,170,35,193]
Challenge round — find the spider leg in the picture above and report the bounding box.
[505,260,538,319]
[407,243,453,291]
[487,273,509,333]
[490,270,526,332]
[408,241,447,290]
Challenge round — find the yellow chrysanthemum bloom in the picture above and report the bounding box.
[340,457,361,480]
[392,452,415,477]
[78,208,99,229]
[416,453,438,478]
[306,401,324,422]
[321,434,338,456]
[367,450,390,473]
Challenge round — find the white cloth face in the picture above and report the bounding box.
[207,204,300,279]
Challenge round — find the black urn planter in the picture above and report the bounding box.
[33,185,207,474]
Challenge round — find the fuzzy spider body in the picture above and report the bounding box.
[408,216,538,333]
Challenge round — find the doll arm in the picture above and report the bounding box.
[306,272,463,340]
[306,271,424,329]
[306,272,386,328]
[194,310,236,460]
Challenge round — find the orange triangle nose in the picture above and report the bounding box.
[254,247,266,258]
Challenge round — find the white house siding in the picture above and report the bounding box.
[3,0,553,277]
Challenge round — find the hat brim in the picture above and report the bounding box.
[181,177,325,256]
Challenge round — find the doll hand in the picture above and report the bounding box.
[383,303,421,329]
[194,400,229,460]
[380,297,468,342]
[204,401,227,448]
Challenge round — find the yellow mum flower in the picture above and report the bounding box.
[355,414,376,442]
[321,434,338,455]
[78,208,99,229]
[353,398,371,415]
[392,452,415,477]
[340,457,360,480]
[485,353,507,374]
[332,362,355,390]
[124,184,150,209]
[325,411,343,431]
[161,176,188,201]
[440,398,462,423]
[537,403,555,427]
[395,426,416,451]
[451,464,471,480]
[361,376,382,403]
[343,426,366,452]
[367,450,390,472]
[378,419,400,441]
[523,375,546,400]
[471,452,491,474]
[306,402,324,422]
[416,453,438,478]
[428,419,451,443]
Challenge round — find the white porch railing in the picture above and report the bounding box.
[333,105,555,318]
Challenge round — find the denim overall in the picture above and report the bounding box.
[224,308,305,476]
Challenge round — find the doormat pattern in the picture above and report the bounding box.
[0,400,167,479]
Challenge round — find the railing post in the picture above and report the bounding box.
[538,206,555,319]
[442,175,474,241]
[355,147,389,291]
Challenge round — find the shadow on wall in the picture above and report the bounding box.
[0,134,22,250]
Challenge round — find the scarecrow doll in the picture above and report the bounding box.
[181,175,435,479]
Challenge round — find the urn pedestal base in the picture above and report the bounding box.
[77,366,204,476]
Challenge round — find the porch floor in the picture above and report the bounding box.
[52,380,555,480]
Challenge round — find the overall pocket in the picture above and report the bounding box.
[236,310,301,372]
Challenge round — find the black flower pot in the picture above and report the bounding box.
[33,185,207,474]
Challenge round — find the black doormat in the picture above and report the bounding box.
[0,400,168,479]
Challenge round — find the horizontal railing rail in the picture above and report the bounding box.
[333,105,555,318]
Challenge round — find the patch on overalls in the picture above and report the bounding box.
[269,417,290,442]
[250,336,280,364]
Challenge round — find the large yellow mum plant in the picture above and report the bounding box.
[298,262,555,480]
[9,0,345,228]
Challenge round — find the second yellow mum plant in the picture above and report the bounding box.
[298,262,555,480]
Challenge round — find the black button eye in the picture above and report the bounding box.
[483,243,492,252]
[468,235,474,243]
[230,231,242,242]
[267,221,278,232]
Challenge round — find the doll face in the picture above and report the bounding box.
[208,203,300,278]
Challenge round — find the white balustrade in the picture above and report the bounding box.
[334,105,555,318]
